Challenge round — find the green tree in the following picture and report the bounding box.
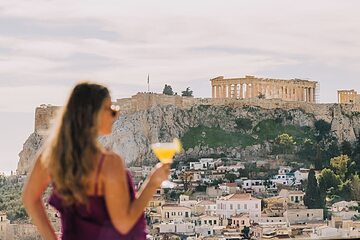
[304,169,324,209]
[314,119,331,141]
[353,136,360,171]
[298,138,316,161]
[330,155,350,180]
[235,118,252,131]
[275,133,296,154]
[318,168,341,195]
[341,141,353,157]
[351,175,360,201]
[324,142,341,162]
[162,84,174,95]
[339,180,353,201]
[181,87,193,97]
[225,173,237,183]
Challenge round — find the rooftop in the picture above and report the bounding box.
[219,193,259,201]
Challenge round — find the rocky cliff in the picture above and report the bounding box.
[17,103,360,175]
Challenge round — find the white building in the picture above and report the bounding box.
[279,189,304,205]
[331,201,359,220]
[242,179,267,193]
[189,158,218,170]
[331,201,359,212]
[195,200,217,216]
[216,193,261,222]
[161,204,192,222]
[311,226,342,239]
[278,166,292,175]
[230,213,251,229]
[294,168,309,184]
[284,208,323,224]
[158,222,195,234]
[195,215,220,227]
[272,173,295,186]
[219,182,239,194]
[179,195,197,211]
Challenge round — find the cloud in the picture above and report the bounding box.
[0,0,359,105]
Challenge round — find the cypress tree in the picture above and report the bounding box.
[304,169,324,209]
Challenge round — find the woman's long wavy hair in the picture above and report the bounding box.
[43,82,110,206]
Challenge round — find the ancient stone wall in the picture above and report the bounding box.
[34,92,360,133]
[338,89,360,104]
[34,104,61,134]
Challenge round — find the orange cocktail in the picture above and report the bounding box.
[151,138,182,164]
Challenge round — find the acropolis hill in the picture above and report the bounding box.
[34,92,360,135]
[17,76,360,175]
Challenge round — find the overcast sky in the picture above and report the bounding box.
[0,0,359,173]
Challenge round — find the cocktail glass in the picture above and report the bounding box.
[151,138,182,188]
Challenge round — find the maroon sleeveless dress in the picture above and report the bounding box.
[48,154,147,240]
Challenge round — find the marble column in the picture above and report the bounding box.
[239,83,243,99]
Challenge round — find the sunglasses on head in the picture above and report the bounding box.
[109,105,120,117]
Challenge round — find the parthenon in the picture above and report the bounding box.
[210,75,318,103]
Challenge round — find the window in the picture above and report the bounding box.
[230,204,233,210]
[241,220,245,224]
[214,220,217,225]
[238,204,240,209]
[255,204,258,209]
[209,220,212,225]
[208,231,211,235]
[185,212,189,218]
[244,204,247,209]
[204,220,207,224]
[307,213,309,217]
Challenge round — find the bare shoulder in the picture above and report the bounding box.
[102,151,126,178]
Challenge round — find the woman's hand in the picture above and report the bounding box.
[149,163,171,187]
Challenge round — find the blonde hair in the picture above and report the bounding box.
[43,82,110,206]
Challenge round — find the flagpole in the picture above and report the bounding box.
[147,74,150,92]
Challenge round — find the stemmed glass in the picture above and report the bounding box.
[151,138,182,188]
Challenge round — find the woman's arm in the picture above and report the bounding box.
[104,153,169,235]
[22,154,57,240]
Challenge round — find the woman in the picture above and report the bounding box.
[22,82,170,240]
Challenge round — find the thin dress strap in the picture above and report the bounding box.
[94,153,105,195]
